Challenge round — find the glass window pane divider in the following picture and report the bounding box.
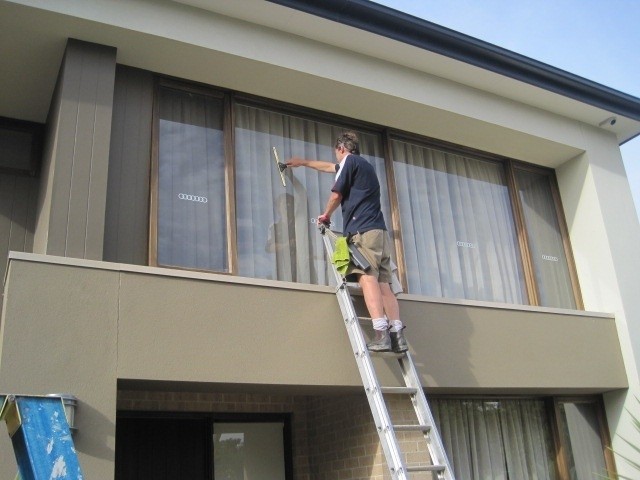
[547,174,584,310]
[382,129,409,291]
[505,160,540,305]
[225,94,239,275]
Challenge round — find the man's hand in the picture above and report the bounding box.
[317,213,331,226]
[286,157,306,168]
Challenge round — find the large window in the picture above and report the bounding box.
[392,140,527,303]
[214,421,287,480]
[514,166,579,309]
[555,399,613,479]
[234,104,391,284]
[150,81,581,308]
[152,84,228,272]
[432,397,614,480]
[116,412,292,480]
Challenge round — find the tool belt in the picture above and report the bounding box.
[346,233,372,272]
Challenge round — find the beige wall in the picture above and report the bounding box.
[0,258,119,479]
[556,128,640,478]
[0,254,626,477]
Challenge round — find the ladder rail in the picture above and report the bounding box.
[398,354,455,479]
[322,233,410,479]
[320,226,456,480]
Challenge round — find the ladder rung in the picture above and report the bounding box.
[369,351,404,358]
[394,424,432,432]
[406,464,446,473]
[380,386,418,395]
[322,231,455,479]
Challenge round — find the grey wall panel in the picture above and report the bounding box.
[32,64,62,256]
[0,173,38,281]
[103,66,153,265]
[33,39,116,260]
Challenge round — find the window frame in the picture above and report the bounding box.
[148,76,583,309]
[148,78,232,274]
[510,161,583,309]
[550,396,617,479]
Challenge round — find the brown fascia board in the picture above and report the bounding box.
[266,0,640,124]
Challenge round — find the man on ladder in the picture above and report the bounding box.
[287,131,407,353]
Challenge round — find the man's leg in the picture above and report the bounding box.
[379,282,399,320]
[359,274,391,351]
[380,282,408,353]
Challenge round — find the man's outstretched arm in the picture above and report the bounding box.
[286,157,336,173]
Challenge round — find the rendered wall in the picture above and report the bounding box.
[0,254,627,478]
[1,254,627,392]
[556,130,640,479]
[0,260,119,479]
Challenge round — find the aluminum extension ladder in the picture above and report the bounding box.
[320,226,455,480]
[0,394,84,480]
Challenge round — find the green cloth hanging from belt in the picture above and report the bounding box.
[332,236,351,275]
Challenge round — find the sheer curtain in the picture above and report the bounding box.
[156,86,227,271]
[557,402,608,479]
[515,168,576,309]
[392,140,527,303]
[234,104,390,285]
[432,398,557,479]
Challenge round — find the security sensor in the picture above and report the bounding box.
[598,116,617,127]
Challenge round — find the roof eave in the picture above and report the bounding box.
[266,0,640,123]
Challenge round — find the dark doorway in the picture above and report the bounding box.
[115,415,212,480]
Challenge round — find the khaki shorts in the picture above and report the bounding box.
[347,229,393,283]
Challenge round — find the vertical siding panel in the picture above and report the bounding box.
[47,49,80,257]
[0,173,38,284]
[22,176,38,252]
[0,174,16,272]
[66,42,96,258]
[104,66,153,265]
[7,178,29,252]
[86,47,117,260]
[35,39,116,260]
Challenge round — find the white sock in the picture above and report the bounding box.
[373,318,388,331]
[389,320,403,333]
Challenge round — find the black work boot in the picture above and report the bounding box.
[367,328,391,352]
[390,326,408,353]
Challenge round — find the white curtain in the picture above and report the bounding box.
[157,87,228,271]
[432,399,557,479]
[392,140,527,303]
[515,168,576,309]
[560,402,608,479]
[234,104,390,285]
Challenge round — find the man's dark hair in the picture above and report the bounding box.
[335,131,360,155]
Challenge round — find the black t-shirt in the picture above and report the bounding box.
[332,154,387,235]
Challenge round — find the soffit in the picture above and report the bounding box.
[176,0,640,145]
[0,0,635,163]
